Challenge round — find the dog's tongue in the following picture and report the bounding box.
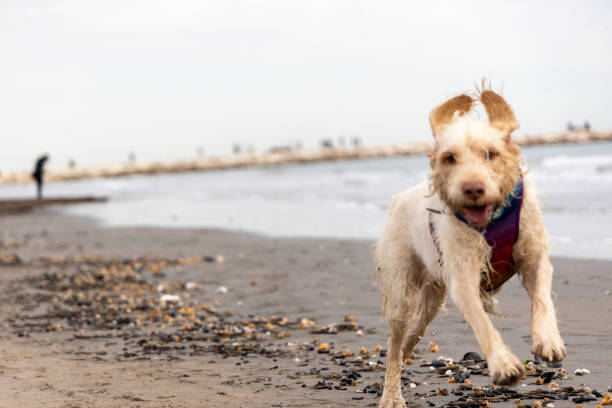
[462,204,493,226]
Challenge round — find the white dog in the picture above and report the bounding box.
[374,85,566,408]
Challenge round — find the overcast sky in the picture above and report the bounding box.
[1,0,611,171]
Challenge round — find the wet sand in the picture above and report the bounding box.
[0,208,610,407]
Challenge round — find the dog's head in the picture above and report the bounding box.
[428,87,521,228]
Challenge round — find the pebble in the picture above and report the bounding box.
[461,351,483,361]
[185,282,198,290]
[160,294,181,303]
[451,373,466,383]
[431,358,447,368]
[317,343,329,353]
[574,368,591,376]
[216,286,228,294]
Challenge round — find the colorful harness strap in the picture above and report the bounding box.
[429,180,523,292]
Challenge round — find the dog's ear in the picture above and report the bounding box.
[479,89,519,138]
[429,94,473,138]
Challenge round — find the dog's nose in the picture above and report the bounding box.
[462,181,485,200]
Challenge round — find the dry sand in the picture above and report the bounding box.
[0,208,610,407]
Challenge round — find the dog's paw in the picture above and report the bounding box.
[488,349,525,386]
[532,331,566,362]
[378,394,407,408]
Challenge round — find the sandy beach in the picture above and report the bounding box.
[0,206,610,408]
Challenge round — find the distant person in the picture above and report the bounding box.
[320,138,334,149]
[584,120,591,131]
[567,121,575,131]
[32,154,49,199]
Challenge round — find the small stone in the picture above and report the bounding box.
[160,294,180,303]
[462,351,483,361]
[429,341,440,353]
[359,347,368,355]
[539,371,555,383]
[317,343,330,353]
[297,318,315,328]
[216,286,228,294]
[409,383,416,389]
[451,373,466,383]
[431,358,446,367]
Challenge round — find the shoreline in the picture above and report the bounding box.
[0,209,610,407]
[1,130,610,186]
[0,196,108,215]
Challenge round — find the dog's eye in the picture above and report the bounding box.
[442,153,456,165]
[486,150,499,160]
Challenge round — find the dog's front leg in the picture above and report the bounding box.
[520,253,566,362]
[448,262,525,386]
[379,318,408,408]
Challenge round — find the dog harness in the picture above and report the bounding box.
[429,180,523,292]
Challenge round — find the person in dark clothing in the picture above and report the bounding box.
[32,155,49,199]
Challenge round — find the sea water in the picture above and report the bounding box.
[2,141,612,260]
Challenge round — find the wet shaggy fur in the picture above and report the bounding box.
[374,85,566,408]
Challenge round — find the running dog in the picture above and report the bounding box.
[374,85,566,408]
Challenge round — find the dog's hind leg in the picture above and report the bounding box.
[519,252,566,362]
[447,258,525,386]
[402,281,446,358]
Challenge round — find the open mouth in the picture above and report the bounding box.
[461,204,494,227]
